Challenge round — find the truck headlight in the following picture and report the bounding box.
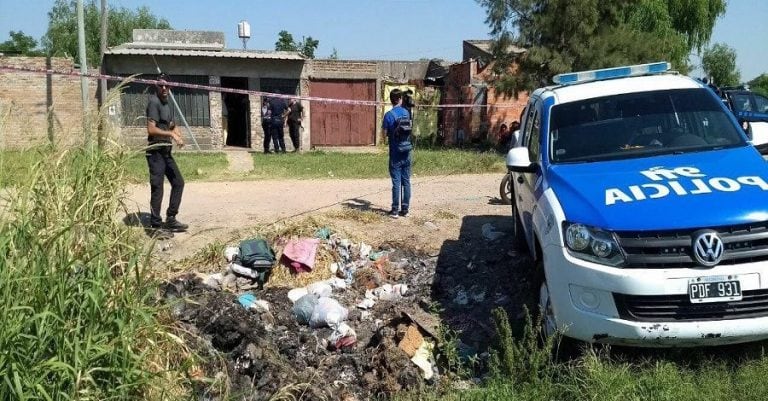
[564,223,625,266]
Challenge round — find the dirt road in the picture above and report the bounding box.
[125,173,513,260]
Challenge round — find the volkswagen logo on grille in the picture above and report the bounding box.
[692,230,724,267]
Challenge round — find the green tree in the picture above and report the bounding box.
[274,30,320,59]
[43,0,171,65]
[275,30,297,52]
[701,43,740,86]
[478,0,726,94]
[749,74,768,97]
[328,47,339,60]
[0,31,44,56]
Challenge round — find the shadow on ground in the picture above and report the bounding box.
[123,211,175,239]
[432,214,536,354]
[342,198,390,214]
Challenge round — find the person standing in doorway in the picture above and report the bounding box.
[261,98,273,153]
[287,97,304,152]
[269,96,289,153]
[382,88,413,218]
[145,74,188,235]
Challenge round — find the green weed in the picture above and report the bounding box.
[250,149,504,179]
[0,145,193,400]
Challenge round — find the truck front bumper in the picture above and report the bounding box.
[545,245,768,347]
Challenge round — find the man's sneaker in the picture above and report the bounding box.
[388,210,399,219]
[164,218,189,232]
[399,210,409,218]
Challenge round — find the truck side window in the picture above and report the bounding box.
[522,103,537,147]
[528,111,541,162]
[755,94,768,113]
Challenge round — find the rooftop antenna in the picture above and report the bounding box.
[237,20,251,50]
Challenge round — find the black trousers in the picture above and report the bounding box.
[262,121,272,152]
[288,120,301,150]
[146,147,185,227]
[271,123,286,152]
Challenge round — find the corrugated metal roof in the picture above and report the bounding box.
[105,46,305,61]
[465,40,526,55]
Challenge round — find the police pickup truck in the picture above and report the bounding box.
[506,62,768,346]
[717,86,768,154]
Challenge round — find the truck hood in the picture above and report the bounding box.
[547,147,768,231]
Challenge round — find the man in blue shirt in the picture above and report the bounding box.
[382,88,413,218]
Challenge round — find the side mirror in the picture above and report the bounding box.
[506,147,536,173]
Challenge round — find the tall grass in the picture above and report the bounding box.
[0,144,192,400]
[397,308,768,401]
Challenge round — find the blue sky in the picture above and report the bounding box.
[1,0,765,80]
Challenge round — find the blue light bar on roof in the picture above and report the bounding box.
[552,62,671,85]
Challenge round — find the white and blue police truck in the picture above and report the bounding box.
[506,62,768,346]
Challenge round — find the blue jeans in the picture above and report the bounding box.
[389,156,411,212]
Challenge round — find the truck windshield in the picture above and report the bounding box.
[549,88,745,163]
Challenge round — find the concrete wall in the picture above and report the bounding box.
[0,56,98,149]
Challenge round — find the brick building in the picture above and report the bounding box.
[0,33,527,151]
[103,29,429,151]
[0,56,97,149]
[440,40,528,146]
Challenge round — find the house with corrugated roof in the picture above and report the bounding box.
[103,29,431,151]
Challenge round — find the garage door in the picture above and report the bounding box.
[310,79,376,146]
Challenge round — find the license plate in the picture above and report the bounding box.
[688,276,742,303]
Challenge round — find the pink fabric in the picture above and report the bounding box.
[281,238,320,274]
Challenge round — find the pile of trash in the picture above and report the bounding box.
[164,227,449,401]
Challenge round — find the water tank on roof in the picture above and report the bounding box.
[237,21,251,39]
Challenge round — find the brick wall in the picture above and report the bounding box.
[310,60,378,79]
[0,56,98,149]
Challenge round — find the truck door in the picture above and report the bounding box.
[516,100,542,245]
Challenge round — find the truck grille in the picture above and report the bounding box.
[616,221,768,268]
[614,289,768,322]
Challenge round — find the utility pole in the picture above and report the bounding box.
[76,0,89,143]
[98,0,108,147]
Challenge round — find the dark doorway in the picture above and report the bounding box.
[221,77,251,148]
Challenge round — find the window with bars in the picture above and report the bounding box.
[116,75,211,127]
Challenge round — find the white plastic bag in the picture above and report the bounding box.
[224,246,240,262]
[309,297,348,328]
[229,262,258,279]
[287,287,309,303]
[306,282,333,298]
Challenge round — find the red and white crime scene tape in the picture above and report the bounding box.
[0,64,520,110]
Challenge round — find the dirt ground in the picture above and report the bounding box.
[125,174,538,400]
[124,173,512,260]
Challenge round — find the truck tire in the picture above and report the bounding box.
[499,173,513,205]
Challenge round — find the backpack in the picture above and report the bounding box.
[238,238,276,285]
[394,115,413,153]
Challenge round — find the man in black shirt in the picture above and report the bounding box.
[287,98,303,152]
[146,74,188,234]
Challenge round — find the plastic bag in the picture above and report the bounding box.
[306,281,333,298]
[293,294,319,325]
[309,297,348,329]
